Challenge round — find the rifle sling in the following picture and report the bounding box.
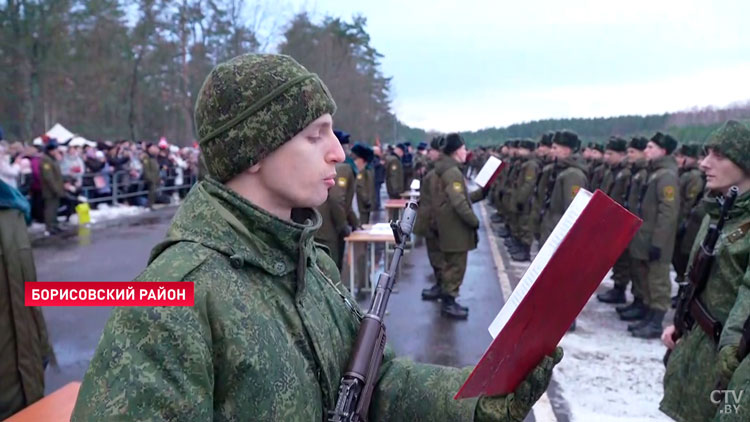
[689,298,722,344]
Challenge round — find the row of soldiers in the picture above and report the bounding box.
[479,130,706,338]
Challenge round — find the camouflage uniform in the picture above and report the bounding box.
[589,159,607,191]
[142,152,161,207]
[385,153,404,199]
[339,162,359,229]
[355,166,374,225]
[531,159,556,240]
[316,167,350,270]
[511,150,542,260]
[661,120,750,422]
[619,158,649,299]
[414,158,445,291]
[73,53,562,421]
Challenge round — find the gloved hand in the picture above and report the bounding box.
[717,345,740,389]
[341,226,352,237]
[516,203,524,212]
[648,246,662,262]
[475,347,563,422]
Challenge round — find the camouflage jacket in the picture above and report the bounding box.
[337,162,359,229]
[72,177,514,422]
[604,162,631,207]
[511,155,542,212]
[434,155,483,253]
[414,161,438,238]
[355,166,374,219]
[40,153,65,199]
[589,160,607,191]
[678,164,705,225]
[142,153,161,184]
[628,155,680,261]
[661,190,750,422]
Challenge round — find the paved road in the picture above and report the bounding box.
[33,201,568,421]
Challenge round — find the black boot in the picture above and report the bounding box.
[627,308,652,331]
[507,242,524,254]
[511,245,531,262]
[497,225,511,238]
[441,296,469,320]
[491,214,504,223]
[421,284,443,301]
[504,237,519,247]
[632,310,666,339]
[597,285,626,304]
[619,300,648,321]
[616,297,642,314]
[671,295,679,309]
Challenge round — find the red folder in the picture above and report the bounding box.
[455,189,642,399]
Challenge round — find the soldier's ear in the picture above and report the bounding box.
[247,163,261,174]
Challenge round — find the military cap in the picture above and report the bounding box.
[605,137,627,152]
[503,140,513,147]
[677,143,700,158]
[539,132,554,147]
[334,130,350,144]
[518,139,536,151]
[705,120,750,173]
[628,136,648,151]
[195,53,336,182]
[588,142,604,153]
[650,133,678,154]
[417,141,428,151]
[511,139,521,148]
[351,143,374,163]
[443,133,465,154]
[46,138,59,151]
[430,135,444,150]
[395,143,407,153]
[553,130,580,150]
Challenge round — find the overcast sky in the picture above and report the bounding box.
[279,0,750,132]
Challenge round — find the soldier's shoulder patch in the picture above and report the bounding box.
[43,163,51,170]
[663,185,675,202]
[391,164,397,171]
[337,177,348,187]
[688,183,701,199]
[356,173,363,180]
[452,181,463,192]
[571,185,581,198]
[525,167,535,181]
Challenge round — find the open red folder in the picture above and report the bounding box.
[455,189,642,399]
[473,155,505,189]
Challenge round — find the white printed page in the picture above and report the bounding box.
[488,189,593,339]
[474,156,503,188]
[369,223,393,235]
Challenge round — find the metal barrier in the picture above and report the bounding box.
[18,168,199,206]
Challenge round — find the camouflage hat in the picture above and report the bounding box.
[553,130,580,151]
[605,136,627,152]
[628,136,648,151]
[705,120,750,173]
[195,53,336,182]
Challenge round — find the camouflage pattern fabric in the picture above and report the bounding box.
[705,120,750,173]
[71,177,561,422]
[661,190,750,422]
[195,54,337,182]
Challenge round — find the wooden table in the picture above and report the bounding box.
[344,225,396,297]
[399,190,420,201]
[6,382,80,422]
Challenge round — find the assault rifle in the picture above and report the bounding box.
[666,186,739,364]
[328,201,418,422]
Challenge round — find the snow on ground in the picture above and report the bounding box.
[555,275,674,422]
[30,203,153,235]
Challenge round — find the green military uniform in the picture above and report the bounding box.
[385,153,404,199]
[589,159,607,191]
[604,161,633,291]
[531,159,556,239]
[511,148,542,260]
[539,155,588,245]
[316,163,353,269]
[339,162,359,229]
[620,157,649,298]
[355,166,374,225]
[628,152,680,337]
[40,153,65,231]
[660,120,750,421]
[434,151,484,318]
[674,160,705,282]
[414,158,445,293]
[142,153,161,207]
[0,184,52,420]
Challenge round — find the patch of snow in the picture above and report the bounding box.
[556,275,674,422]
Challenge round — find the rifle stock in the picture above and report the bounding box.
[328,202,418,422]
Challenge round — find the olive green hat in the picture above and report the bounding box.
[195,54,337,182]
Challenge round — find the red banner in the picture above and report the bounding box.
[25,282,194,306]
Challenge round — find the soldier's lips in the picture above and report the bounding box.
[323,175,336,187]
